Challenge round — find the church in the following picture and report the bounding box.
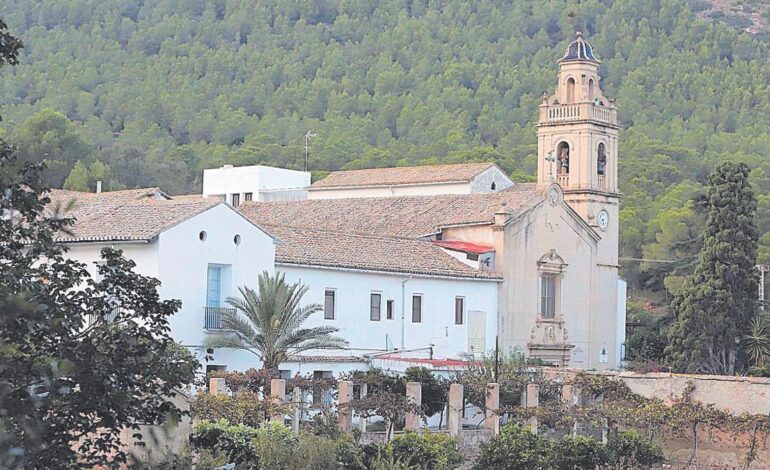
[50,33,624,374]
[237,32,625,370]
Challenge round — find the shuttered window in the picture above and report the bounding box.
[324,289,335,320]
[412,295,422,323]
[370,293,381,321]
[455,297,464,325]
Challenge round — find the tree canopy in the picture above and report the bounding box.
[3,0,770,297]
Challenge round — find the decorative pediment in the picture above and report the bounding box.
[537,249,567,274]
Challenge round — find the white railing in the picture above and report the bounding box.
[557,175,569,187]
[541,103,617,125]
[598,175,606,189]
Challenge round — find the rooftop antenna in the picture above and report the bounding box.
[304,130,317,172]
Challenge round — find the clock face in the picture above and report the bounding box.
[597,210,609,230]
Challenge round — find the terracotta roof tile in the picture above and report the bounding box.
[310,162,497,189]
[269,225,501,280]
[240,183,546,238]
[46,188,221,243]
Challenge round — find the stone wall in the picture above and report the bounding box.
[544,369,770,415]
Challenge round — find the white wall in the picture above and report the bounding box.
[616,278,627,368]
[280,265,500,359]
[469,166,515,193]
[157,204,275,349]
[202,165,311,202]
[64,204,277,374]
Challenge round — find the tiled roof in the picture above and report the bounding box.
[286,354,368,364]
[269,225,501,280]
[309,162,497,189]
[240,183,546,238]
[46,188,221,243]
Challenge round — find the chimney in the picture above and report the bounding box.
[96,181,102,194]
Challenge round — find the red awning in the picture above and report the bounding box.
[432,240,494,255]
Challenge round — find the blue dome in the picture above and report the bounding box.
[560,32,599,63]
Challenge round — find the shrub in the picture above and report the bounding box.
[252,421,298,469]
[189,419,260,469]
[606,430,665,468]
[551,435,608,470]
[390,432,463,470]
[472,424,551,470]
[190,391,276,428]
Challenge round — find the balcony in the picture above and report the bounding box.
[557,174,569,187]
[204,306,237,330]
[539,102,618,126]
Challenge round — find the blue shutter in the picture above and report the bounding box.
[206,266,221,308]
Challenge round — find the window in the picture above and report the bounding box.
[540,274,556,319]
[244,192,253,202]
[206,266,222,308]
[412,295,422,323]
[455,297,465,325]
[588,78,595,100]
[206,364,227,375]
[313,371,334,405]
[324,289,335,320]
[597,143,607,176]
[491,182,496,190]
[566,77,576,103]
[231,193,240,207]
[557,142,570,175]
[370,293,381,321]
[199,230,207,241]
[279,369,292,380]
[386,300,394,320]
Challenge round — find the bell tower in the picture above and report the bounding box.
[537,32,620,266]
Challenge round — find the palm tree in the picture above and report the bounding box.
[205,271,348,371]
[744,315,770,374]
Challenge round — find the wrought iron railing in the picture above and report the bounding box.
[204,306,236,330]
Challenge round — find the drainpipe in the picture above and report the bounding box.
[400,276,412,349]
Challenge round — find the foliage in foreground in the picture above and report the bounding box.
[0,136,199,465]
[473,424,663,470]
[189,419,367,470]
[363,432,463,470]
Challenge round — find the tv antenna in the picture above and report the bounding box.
[304,130,317,172]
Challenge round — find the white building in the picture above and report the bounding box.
[48,187,277,373]
[202,164,311,206]
[307,162,513,199]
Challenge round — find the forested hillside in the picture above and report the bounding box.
[2,0,770,296]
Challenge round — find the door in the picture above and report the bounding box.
[468,311,486,354]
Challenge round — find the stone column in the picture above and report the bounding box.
[525,383,540,435]
[405,381,422,432]
[448,383,464,439]
[485,383,500,435]
[209,377,226,395]
[338,380,354,432]
[291,386,302,433]
[562,384,581,436]
[270,379,286,423]
[358,384,368,433]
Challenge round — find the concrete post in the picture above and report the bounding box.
[525,383,540,435]
[562,384,581,436]
[485,383,500,435]
[358,384,368,433]
[448,383,464,439]
[291,386,302,433]
[405,381,422,432]
[338,380,354,432]
[270,379,286,423]
[209,377,226,395]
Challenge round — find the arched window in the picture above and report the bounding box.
[566,78,576,103]
[588,79,595,101]
[490,182,496,191]
[597,143,607,176]
[537,250,567,320]
[557,142,570,175]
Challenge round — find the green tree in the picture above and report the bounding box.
[666,162,759,374]
[0,148,199,466]
[63,160,112,192]
[205,272,348,371]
